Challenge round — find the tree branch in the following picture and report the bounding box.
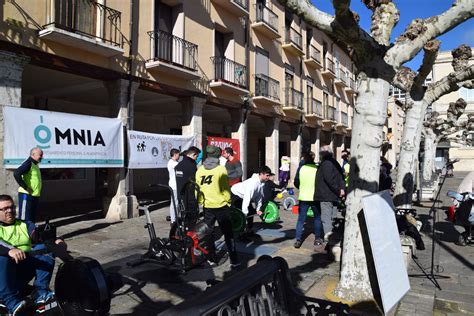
[392,66,416,92]
[367,1,400,45]
[385,0,474,67]
[413,40,441,89]
[425,64,474,104]
[276,0,384,65]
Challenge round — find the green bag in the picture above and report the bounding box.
[307,207,314,217]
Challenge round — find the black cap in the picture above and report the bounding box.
[258,165,274,176]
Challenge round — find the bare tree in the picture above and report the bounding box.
[394,45,474,208]
[278,0,474,302]
[421,99,468,182]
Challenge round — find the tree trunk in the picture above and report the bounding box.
[335,75,389,301]
[393,100,426,208]
[422,128,437,182]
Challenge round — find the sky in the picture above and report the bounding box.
[311,0,474,70]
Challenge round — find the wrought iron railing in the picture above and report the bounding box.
[307,98,323,117]
[341,112,348,126]
[325,58,335,74]
[160,256,350,315]
[210,56,248,89]
[255,4,278,33]
[307,45,321,64]
[326,105,337,121]
[284,26,302,49]
[148,30,198,70]
[255,74,280,100]
[44,0,123,47]
[285,87,304,110]
[337,69,347,83]
[232,0,249,11]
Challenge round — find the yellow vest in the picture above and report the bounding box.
[298,164,318,201]
[0,220,32,252]
[18,163,42,197]
[196,165,231,208]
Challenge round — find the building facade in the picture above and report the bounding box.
[0,0,355,219]
[431,49,474,172]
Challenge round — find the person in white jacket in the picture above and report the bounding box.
[231,166,273,237]
[167,148,180,223]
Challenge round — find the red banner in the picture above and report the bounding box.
[207,137,240,161]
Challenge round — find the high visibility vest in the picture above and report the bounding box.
[0,220,32,252]
[298,164,317,201]
[18,163,42,197]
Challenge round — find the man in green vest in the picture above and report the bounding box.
[293,152,323,250]
[0,194,66,315]
[14,148,43,222]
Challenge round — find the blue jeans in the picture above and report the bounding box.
[295,201,322,241]
[0,244,55,311]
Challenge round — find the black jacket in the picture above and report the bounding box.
[175,156,197,196]
[314,157,345,202]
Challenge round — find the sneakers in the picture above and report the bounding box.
[314,239,324,246]
[314,239,327,253]
[35,290,55,305]
[11,300,27,316]
[294,240,302,248]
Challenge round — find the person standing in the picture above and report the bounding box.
[167,148,180,223]
[231,166,273,237]
[196,146,239,268]
[14,148,43,222]
[341,150,350,187]
[222,147,243,187]
[293,152,322,248]
[314,146,345,248]
[175,146,201,224]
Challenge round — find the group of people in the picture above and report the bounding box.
[1,148,66,315]
[167,145,274,268]
[293,146,345,251]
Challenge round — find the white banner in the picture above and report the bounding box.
[3,106,124,168]
[128,130,194,169]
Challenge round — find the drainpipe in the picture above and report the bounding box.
[126,0,136,219]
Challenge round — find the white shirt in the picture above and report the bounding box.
[167,158,179,190]
[219,156,227,166]
[231,173,265,215]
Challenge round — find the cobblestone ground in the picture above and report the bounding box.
[49,172,473,315]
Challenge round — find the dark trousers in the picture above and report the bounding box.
[0,244,54,311]
[231,194,256,230]
[204,206,238,264]
[18,193,39,222]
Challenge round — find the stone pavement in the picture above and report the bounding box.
[47,173,473,315]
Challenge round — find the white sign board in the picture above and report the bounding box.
[127,130,194,169]
[362,191,410,314]
[3,106,124,168]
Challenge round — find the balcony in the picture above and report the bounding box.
[321,58,336,79]
[146,30,200,80]
[211,0,249,16]
[306,98,323,118]
[304,45,322,69]
[251,4,280,39]
[334,70,347,87]
[209,57,248,95]
[341,112,348,126]
[283,88,304,112]
[322,105,337,129]
[39,0,124,57]
[345,78,357,95]
[282,27,303,56]
[253,74,280,106]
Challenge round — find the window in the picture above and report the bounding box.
[459,87,474,101]
[43,169,86,181]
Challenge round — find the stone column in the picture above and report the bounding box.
[103,79,139,221]
[230,109,248,180]
[0,52,30,202]
[313,128,321,162]
[264,117,280,176]
[181,97,206,149]
[290,124,302,185]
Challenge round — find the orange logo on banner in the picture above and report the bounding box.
[207,137,240,161]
